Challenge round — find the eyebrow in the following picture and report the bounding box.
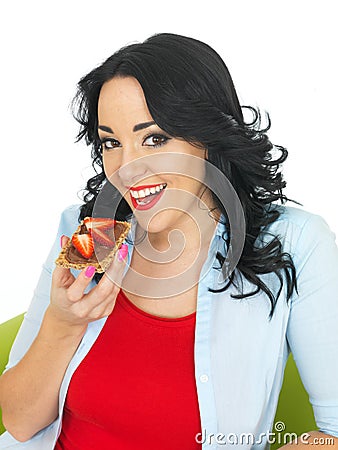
[98,121,156,134]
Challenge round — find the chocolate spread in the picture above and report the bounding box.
[65,222,126,265]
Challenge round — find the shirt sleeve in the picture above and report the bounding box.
[4,204,82,372]
[286,213,338,438]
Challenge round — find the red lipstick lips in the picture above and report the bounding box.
[128,183,167,211]
[126,183,164,191]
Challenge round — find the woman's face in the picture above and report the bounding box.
[97,76,216,235]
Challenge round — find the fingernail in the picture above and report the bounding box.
[117,243,128,262]
[84,265,96,278]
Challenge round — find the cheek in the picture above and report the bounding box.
[175,175,205,200]
[102,155,111,173]
[178,160,206,190]
[103,154,119,179]
[103,156,124,193]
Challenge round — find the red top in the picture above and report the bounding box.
[55,289,202,450]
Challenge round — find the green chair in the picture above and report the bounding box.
[0,313,25,435]
[0,315,317,445]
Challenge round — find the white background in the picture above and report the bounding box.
[0,0,337,322]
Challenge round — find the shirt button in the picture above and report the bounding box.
[200,374,209,383]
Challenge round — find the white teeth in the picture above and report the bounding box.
[130,183,166,199]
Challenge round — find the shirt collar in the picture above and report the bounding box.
[215,212,227,238]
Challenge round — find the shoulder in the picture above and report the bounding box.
[269,203,323,229]
[263,203,336,258]
[57,203,83,235]
[40,204,83,271]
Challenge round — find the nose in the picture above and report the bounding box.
[117,149,151,188]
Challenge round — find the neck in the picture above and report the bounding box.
[135,207,220,257]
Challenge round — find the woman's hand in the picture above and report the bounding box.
[48,236,128,331]
[0,235,129,442]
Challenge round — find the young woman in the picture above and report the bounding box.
[0,33,337,450]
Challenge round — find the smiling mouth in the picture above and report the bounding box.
[129,183,167,208]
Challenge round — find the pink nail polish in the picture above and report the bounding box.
[84,265,96,278]
[117,244,128,262]
[60,235,65,248]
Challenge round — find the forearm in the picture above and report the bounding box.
[279,430,338,449]
[0,307,86,442]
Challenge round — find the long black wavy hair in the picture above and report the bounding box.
[72,32,300,319]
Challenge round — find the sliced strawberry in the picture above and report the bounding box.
[72,233,94,258]
[84,217,116,232]
[91,228,115,248]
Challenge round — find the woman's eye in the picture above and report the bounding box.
[143,134,169,148]
[100,138,120,151]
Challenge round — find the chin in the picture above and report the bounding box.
[136,210,181,234]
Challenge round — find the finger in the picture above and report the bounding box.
[87,289,118,319]
[52,235,74,288]
[60,235,70,248]
[99,243,129,292]
[66,265,97,303]
[52,265,76,289]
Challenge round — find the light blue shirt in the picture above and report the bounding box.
[1,203,338,449]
